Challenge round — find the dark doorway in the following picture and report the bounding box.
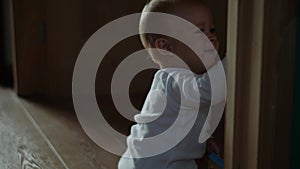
[291,2,300,169]
[0,0,13,87]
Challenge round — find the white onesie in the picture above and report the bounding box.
[118,58,226,169]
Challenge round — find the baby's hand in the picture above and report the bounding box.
[206,138,220,155]
[196,139,221,169]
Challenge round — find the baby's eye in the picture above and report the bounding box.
[210,28,216,33]
[195,28,205,34]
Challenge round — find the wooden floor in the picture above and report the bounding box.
[0,87,120,169]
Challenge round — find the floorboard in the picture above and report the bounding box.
[20,97,120,169]
[0,87,120,169]
[0,87,67,169]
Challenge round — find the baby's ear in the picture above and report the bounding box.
[154,38,173,55]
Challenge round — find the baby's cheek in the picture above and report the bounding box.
[214,39,219,51]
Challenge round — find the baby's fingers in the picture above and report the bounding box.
[207,139,220,155]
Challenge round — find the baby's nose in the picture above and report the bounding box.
[206,33,217,42]
[204,33,218,50]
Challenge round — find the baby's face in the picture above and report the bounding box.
[169,2,219,74]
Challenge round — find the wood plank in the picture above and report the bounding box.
[236,0,264,168]
[0,87,67,168]
[225,0,295,168]
[11,0,46,96]
[9,0,17,91]
[225,0,265,168]
[44,0,82,98]
[224,0,238,168]
[258,0,296,168]
[20,98,120,169]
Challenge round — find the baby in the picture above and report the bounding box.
[118,0,225,168]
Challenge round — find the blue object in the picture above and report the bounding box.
[208,152,224,169]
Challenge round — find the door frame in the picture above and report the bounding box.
[225,0,296,168]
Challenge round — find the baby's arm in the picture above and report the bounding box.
[182,58,226,106]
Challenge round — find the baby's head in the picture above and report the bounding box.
[139,0,219,74]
